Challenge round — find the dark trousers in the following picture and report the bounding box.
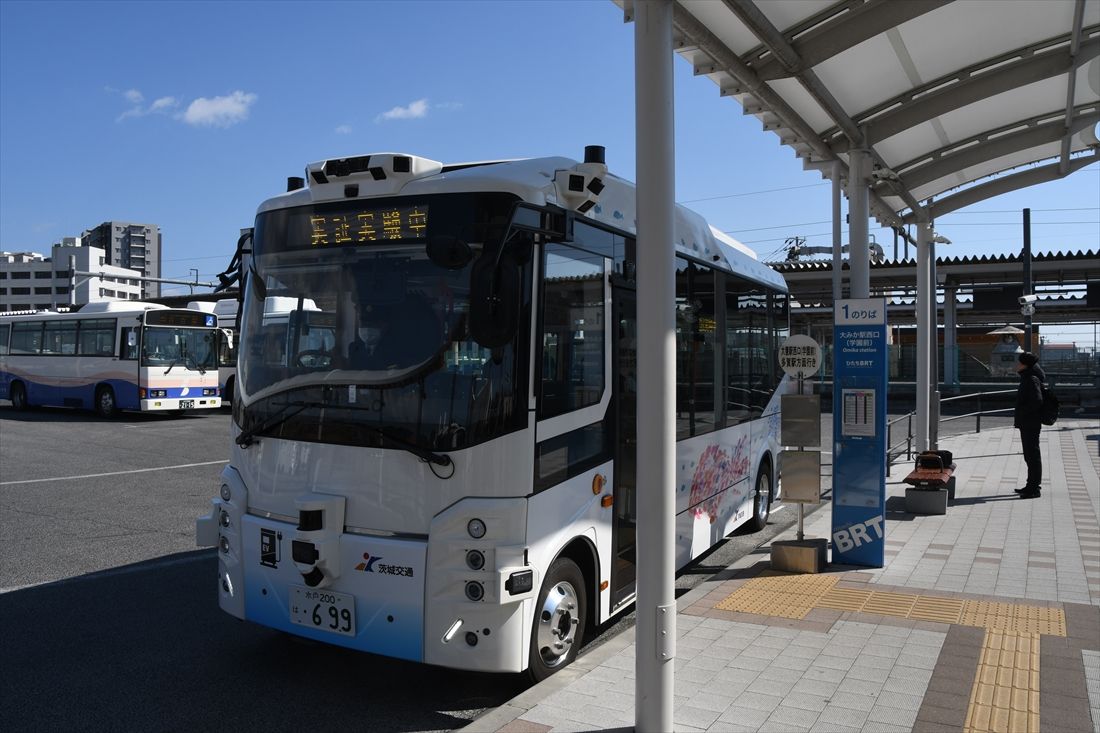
[1018,424,1042,489]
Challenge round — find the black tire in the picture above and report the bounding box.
[528,556,586,682]
[10,382,28,410]
[223,377,234,408]
[748,461,772,532]
[95,385,118,418]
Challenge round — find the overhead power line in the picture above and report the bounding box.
[680,182,829,204]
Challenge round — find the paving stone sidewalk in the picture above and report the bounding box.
[466,419,1100,733]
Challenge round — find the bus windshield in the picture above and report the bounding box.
[238,192,530,451]
[141,326,217,371]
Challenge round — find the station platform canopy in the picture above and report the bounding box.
[619,0,1099,226]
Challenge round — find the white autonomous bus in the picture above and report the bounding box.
[197,148,790,679]
[0,302,221,416]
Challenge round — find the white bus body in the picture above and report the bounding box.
[190,299,242,405]
[0,302,222,416]
[197,151,790,679]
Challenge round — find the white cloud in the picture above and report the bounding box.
[376,98,429,123]
[112,88,179,121]
[335,124,353,135]
[181,91,258,128]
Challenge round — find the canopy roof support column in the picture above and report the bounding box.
[634,2,676,730]
[848,148,870,298]
[915,218,932,454]
[832,161,843,302]
[944,283,959,389]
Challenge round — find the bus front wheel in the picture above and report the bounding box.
[95,386,118,418]
[528,557,586,682]
[10,382,28,410]
[749,461,772,532]
[223,377,234,407]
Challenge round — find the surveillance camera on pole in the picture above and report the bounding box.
[1019,293,1038,316]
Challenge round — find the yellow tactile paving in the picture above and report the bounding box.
[861,590,918,618]
[815,586,873,611]
[713,573,838,619]
[960,600,1066,636]
[963,630,1041,733]
[708,573,1068,733]
[909,595,965,623]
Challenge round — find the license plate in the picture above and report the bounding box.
[179,399,194,409]
[290,586,356,637]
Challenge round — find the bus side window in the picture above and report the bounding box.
[120,327,139,360]
[0,323,9,355]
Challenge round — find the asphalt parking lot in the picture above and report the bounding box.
[0,402,820,732]
[0,403,230,589]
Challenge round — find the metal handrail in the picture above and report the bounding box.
[883,388,1017,475]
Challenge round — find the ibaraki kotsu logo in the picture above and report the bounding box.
[354,552,414,577]
[355,552,383,572]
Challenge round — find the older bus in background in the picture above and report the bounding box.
[197,148,789,680]
[0,302,221,416]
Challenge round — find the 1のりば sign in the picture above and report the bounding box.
[831,297,888,568]
[778,335,822,379]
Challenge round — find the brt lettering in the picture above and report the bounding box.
[832,516,884,553]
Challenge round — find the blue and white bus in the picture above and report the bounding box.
[190,299,242,406]
[0,302,222,416]
[197,149,790,680]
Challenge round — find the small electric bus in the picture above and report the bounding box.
[198,149,789,680]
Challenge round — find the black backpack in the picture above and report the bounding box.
[1040,383,1059,426]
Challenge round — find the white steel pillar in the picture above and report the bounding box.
[915,219,932,453]
[831,161,843,303]
[847,149,870,299]
[634,2,676,730]
[944,283,958,388]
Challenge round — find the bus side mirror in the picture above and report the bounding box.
[127,332,137,348]
[469,251,520,349]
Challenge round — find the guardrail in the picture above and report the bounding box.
[884,388,1017,476]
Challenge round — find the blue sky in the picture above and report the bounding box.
[2,1,1097,338]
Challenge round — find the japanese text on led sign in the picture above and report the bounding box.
[309,204,428,246]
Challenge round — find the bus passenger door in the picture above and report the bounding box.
[610,281,637,609]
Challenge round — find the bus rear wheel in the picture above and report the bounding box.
[528,557,586,682]
[10,382,28,410]
[749,462,772,532]
[95,386,118,418]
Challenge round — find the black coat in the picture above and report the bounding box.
[1013,363,1045,429]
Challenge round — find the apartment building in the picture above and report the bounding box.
[0,245,142,312]
[80,221,162,297]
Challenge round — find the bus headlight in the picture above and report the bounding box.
[219,510,230,528]
[464,581,484,602]
[465,550,485,571]
[203,388,217,396]
[219,536,230,554]
[220,485,231,502]
[467,518,486,539]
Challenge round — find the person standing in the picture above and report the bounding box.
[1013,351,1045,498]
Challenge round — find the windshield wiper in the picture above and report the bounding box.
[163,355,207,375]
[235,401,313,448]
[186,354,207,375]
[366,426,452,468]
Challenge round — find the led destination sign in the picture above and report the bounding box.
[145,310,214,328]
[309,204,428,246]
